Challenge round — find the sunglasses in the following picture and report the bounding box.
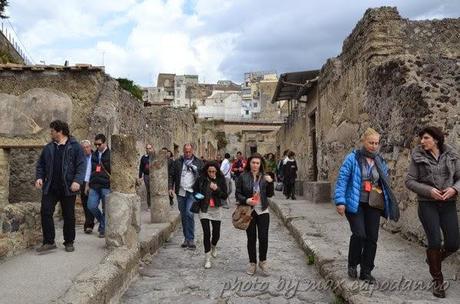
[207,170,217,173]
[94,143,102,147]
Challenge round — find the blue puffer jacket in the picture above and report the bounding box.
[334,150,392,218]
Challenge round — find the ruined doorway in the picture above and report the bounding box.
[250,145,257,155]
[309,111,318,181]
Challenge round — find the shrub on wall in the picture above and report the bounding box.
[116,78,143,101]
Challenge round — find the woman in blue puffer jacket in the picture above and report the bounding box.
[334,128,399,284]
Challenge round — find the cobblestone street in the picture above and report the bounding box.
[121,203,335,303]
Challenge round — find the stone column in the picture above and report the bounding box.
[0,148,10,208]
[150,150,171,223]
[106,134,141,249]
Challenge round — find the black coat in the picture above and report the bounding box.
[138,154,150,178]
[168,156,204,195]
[193,175,228,212]
[36,137,86,196]
[283,159,298,184]
[89,148,111,189]
[235,171,274,211]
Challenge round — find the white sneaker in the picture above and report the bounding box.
[211,245,217,258]
[204,252,212,269]
[246,263,256,275]
[258,260,270,277]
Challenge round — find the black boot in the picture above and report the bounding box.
[359,272,376,284]
[348,266,357,279]
[426,248,446,298]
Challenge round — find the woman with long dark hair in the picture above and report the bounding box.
[235,153,274,276]
[406,126,460,298]
[193,161,228,269]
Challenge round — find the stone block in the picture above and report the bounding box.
[106,192,141,249]
[0,88,72,137]
[295,180,304,196]
[0,148,9,207]
[150,150,170,223]
[111,134,137,194]
[303,181,331,204]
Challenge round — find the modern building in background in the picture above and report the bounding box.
[143,71,283,123]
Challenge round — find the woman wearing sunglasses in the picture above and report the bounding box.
[193,161,228,269]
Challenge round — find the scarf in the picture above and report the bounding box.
[357,148,400,221]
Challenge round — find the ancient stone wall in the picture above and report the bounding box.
[276,86,319,182]
[277,7,460,244]
[0,66,199,258]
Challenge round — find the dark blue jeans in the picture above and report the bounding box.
[177,191,195,241]
[87,188,110,233]
[345,203,381,274]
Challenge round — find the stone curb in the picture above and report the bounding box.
[55,212,181,304]
[269,199,374,304]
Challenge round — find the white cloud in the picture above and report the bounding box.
[6,0,459,86]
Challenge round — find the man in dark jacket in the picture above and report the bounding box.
[283,151,298,200]
[168,143,203,249]
[139,144,154,210]
[87,134,111,238]
[35,120,85,253]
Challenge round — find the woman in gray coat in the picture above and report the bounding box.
[405,126,460,298]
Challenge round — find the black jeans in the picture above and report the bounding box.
[41,192,76,245]
[418,201,459,251]
[144,175,151,208]
[345,203,381,274]
[284,182,296,198]
[200,219,221,253]
[246,210,270,263]
[81,182,95,230]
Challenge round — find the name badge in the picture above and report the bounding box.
[364,181,372,192]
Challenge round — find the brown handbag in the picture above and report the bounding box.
[232,205,253,230]
[369,186,385,210]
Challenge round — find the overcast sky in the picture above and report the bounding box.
[4,0,459,86]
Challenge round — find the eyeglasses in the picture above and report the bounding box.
[207,170,217,173]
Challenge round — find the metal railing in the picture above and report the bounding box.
[1,20,33,65]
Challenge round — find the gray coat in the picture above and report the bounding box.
[405,144,460,202]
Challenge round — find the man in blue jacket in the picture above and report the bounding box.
[35,120,85,253]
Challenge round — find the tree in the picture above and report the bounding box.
[116,78,143,102]
[0,0,9,19]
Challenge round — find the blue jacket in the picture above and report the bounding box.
[334,150,393,218]
[36,137,86,196]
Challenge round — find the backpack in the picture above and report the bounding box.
[232,205,253,230]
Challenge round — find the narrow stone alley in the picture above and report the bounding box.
[121,201,335,303]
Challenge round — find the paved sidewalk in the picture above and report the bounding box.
[0,222,107,304]
[269,192,460,303]
[0,207,179,304]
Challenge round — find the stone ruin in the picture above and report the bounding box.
[276,7,460,245]
[0,64,198,259]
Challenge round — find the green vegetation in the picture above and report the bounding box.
[116,78,143,102]
[307,254,315,265]
[0,0,8,19]
[0,50,19,64]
